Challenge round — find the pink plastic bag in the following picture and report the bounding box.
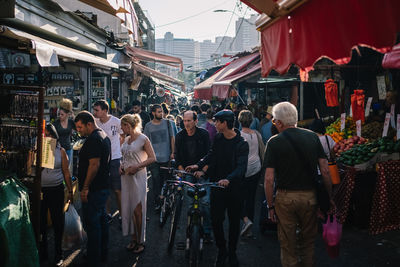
[322,215,342,258]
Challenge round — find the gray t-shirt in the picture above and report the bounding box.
[144,119,172,163]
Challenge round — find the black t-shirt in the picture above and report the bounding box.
[78,129,111,192]
[215,136,237,180]
[54,119,75,150]
[140,111,151,131]
[175,127,210,168]
[263,127,326,190]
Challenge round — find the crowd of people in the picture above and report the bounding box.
[39,98,335,267]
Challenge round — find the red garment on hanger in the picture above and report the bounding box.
[324,79,339,107]
[351,90,365,122]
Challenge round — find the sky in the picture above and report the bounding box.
[138,0,257,42]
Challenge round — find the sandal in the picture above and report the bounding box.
[133,243,145,254]
[126,241,137,251]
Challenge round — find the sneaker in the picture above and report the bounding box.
[203,233,213,244]
[240,220,253,236]
[214,248,227,267]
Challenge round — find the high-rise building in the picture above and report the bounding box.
[233,14,260,52]
[155,32,195,76]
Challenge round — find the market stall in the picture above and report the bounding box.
[324,104,400,234]
[0,84,44,266]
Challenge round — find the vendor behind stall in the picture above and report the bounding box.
[40,124,73,266]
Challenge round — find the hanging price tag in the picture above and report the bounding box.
[390,104,395,129]
[356,120,362,137]
[382,113,391,137]
[340,113,346,131]
[376,75,387,100]
[365,97,373,117]
[397,114,400,140]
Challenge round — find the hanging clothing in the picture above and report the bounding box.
[324,79,339,107]
[351,89,365,122]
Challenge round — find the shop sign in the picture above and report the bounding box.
[382,113,391,137]
[365,97,373,117]
[0,0,15,18]
[0,49,30,68]
[376,75,386,100]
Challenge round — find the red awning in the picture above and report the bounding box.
[132,62,185,89]
[212,63,261,96]
[260,0,400,76]
[194,53,259,100]
[125,46,183,71]
[382,44,400,69]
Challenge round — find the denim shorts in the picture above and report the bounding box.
[110,159,121,190]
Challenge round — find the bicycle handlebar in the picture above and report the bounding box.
[165,180,224,189]
[160,167,196,177]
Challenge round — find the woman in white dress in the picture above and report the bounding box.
[120,114,156,253]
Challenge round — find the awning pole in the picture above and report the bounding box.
[232,86,246,105]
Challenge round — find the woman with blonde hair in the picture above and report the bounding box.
[120,114,156,253]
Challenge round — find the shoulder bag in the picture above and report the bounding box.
[325,136,341,185]
[282,131,330,213]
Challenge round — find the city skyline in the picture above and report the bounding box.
[155,14,260,73]
[139,0,258,42]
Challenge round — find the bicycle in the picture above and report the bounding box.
[165,179,223,267]
[160,167,196,252]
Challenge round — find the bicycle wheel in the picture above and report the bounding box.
[167,193,183,252]
[159,196,169,227]
[189,224,201,267]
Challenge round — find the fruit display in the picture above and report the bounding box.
[338,137,400,166]
[361,121,382,141]
[325,117,356,143]
[333,136,368,157]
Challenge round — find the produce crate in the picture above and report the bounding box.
[376,152,400,163]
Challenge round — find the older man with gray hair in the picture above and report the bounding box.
[263,102,334,267]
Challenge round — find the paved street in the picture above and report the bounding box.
[40,178,400,267]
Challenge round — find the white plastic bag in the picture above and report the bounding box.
[62,204,84,250]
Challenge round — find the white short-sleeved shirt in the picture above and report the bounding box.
[96,116,122,160]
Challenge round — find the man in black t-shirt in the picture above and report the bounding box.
[263,102,334,267]
[174,111,211,241]
[75,111,111,267]
[186,110,248,267]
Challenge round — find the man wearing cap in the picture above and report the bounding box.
[186,110,249,267]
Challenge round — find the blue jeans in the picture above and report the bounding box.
[81,189,109,267]
[186,176,212,235]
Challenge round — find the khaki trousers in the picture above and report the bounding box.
[275,190,318,267]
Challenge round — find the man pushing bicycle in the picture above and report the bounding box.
[186,109,249,267]
[174,110,212,243]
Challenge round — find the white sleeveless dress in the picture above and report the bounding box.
[121,134,149,242]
